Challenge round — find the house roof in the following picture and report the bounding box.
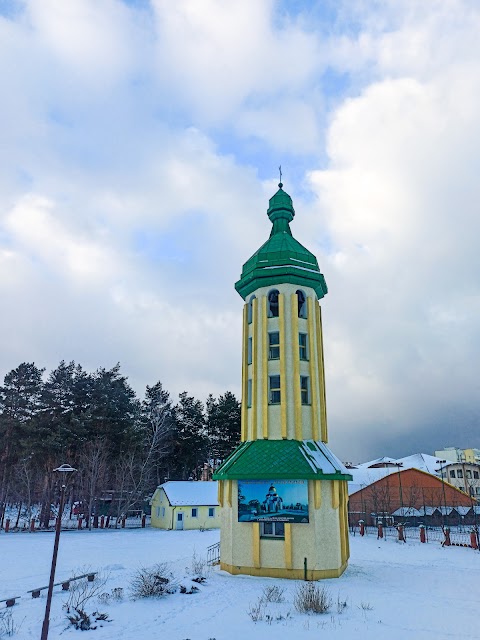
[159,481,219,506]
[213,439,352,481]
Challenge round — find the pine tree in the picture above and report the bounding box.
[172,392,208,480]
[206,391,241,463]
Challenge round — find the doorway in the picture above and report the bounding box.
[176,512,184,530]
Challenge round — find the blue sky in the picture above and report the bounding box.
[1,0,480,461]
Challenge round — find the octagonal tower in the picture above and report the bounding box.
[214,183,352,580]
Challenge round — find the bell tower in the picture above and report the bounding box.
[214,182,352,580]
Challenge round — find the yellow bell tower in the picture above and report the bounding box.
[214,182,352,580]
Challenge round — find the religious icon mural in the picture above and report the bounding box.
[237,480,309,523]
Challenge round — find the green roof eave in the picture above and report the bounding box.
[213,440,352,481]
[235,267,328,300]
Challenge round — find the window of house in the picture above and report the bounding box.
[161,507,165,517]
[248,296,256,324]
[247,336,252,364]
[247,379,252,408]
[269,332,280,359]
[474,471,479,479]
[449,470,456,478]
[299,333,308,360]
[300,376,310,404]
[476,487,480,495]
[267,290,279,317]
[458,470,464,478]
[459,486,465,492]
[296,290,307,318]
[156,507,160,518]
[269,375,281,404]
[466,469,472,479]
[191,508,198,518]
[208,507,215,517]
[260,521,285,538]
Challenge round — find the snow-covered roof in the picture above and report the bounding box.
[159,481,219,506]
[392,507,422,517]
[348,453,445,494]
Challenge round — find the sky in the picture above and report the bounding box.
[1,0,480,462]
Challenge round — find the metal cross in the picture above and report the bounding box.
[279,165,282,184]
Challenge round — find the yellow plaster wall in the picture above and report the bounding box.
[244,283,326,442]
[150,488,220,530]
[220,480,348,578]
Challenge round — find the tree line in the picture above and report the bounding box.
[0,361,241,528]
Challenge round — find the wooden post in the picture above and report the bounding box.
[443,527,451,546]
[141,514,146,528]
[397,524,405,542]
[377,523,383,539]
[78,517,83,530]
[419,525,426,543]
[30,518,35,532]
[359,520,365,536]
[121,516,126,528]
[4,518,10,533]
[100,515,105,529]
[470,529,478,549]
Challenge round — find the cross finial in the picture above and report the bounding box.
[278,165,283,188]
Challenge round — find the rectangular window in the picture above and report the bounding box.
[299,333,308,360]
[247,379,252,408]
[457,470,463,478]
[466,469,472,479]
[476,487,480,495]
[260,521,285,538]
[247,336,252,364]
[156,507,160,518]
[208,507,215,518]
[161,507,165,517]
[474,471,479,479]
[300,376,310,404]
[449,470,456,478]
[191,508,198,518]
[268,332,280,359]
[269,375,281,404]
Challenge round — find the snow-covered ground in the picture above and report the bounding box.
[1,527,479,639]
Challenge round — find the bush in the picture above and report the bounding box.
[262,585,285,603]
[293,582,332,614]
[0,610,18,637]
[66,608,109,631]
[130,563,178,598]
[190,550,209,581]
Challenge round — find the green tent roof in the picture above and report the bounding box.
[213,440,352,481]
[235,184,328,300]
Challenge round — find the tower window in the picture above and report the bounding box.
[296,290,307,318]
[269,375,281,404]
[299,333,308,360]
[449,470,455,478]
[457,470,463,479]
[247,379,252,407]
[267,290,279,317]
[268,332,280,359]
[247,337,252,364]
[260,521,285,538]
[300,376,310,404]
[248,296,256,324]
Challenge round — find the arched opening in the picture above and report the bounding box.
[247,295,256,324]
[267,290,280,318]
[296,290,307,318]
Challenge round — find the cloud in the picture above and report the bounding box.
[1,0,480,463]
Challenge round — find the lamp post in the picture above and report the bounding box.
[41,464,76,640]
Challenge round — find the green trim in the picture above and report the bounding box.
[213,440,352,481]
[235,186,328,300]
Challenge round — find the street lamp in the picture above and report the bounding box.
[41,464,76,640]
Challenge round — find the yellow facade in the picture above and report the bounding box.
[150,486,220,530]
[243,283,328,443]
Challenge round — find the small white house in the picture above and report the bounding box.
[150,481,220,530]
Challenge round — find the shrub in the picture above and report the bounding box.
[130,563,178,598]
[190,550,209,581]
[0,610,18,637]
[63,572,108,613]
[247,598,265,622]
[293,582,332,614]
[262,585,285,603]
[66,608,109,631]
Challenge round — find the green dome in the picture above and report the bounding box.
[235,185,328,300]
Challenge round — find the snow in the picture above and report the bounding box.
[299,441,350,475]
[160,481,219,506]
[1,527,480,639]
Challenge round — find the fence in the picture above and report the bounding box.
[350,521,480,549]
[1,510,151,533]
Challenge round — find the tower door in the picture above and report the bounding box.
[176,511,184,530]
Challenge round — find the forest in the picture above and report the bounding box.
[0,361,241,528]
